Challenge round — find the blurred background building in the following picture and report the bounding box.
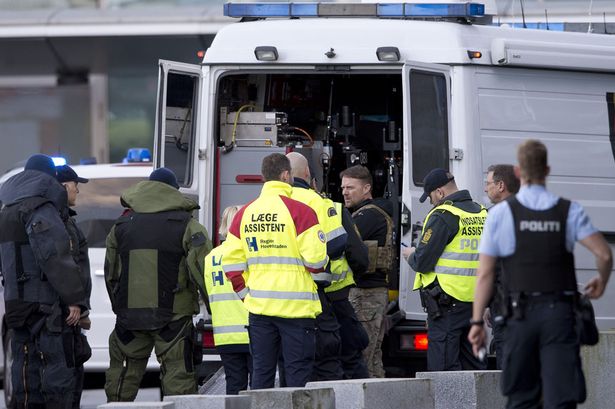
[0,0,612,171]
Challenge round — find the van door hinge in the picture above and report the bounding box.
[198,148,207,160]
[449,148,464,161]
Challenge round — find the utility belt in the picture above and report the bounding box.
[419,282,458,320]
[506,291,576,321]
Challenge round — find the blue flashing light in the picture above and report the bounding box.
[51,157,67,166]
[123,148,152,163]
[223,2,485,19]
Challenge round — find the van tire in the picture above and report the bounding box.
[3,329,15,409]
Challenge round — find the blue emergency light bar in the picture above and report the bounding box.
[223,2,485,19]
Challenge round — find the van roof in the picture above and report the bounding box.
[204,18,615,71]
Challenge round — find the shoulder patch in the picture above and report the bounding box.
[191,232,207,247]
[318,230,326,243]
[328,207,337,217]
[421,228,432,245]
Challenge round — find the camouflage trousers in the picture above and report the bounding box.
[105,317,197,401]
[348,287,388,378]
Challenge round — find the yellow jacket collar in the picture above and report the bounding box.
[261,180,292,197]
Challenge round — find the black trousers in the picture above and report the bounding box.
[311,293,343,381]
[502,300,585,409]
[248,313,315,389]
[220,352,252,395]
[331,298,369,379]
[427,300,486,371]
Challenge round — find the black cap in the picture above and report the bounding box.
[149,167,179,189]
[56,165,89,184]
[25,154,56,177]
[419,168,454,203]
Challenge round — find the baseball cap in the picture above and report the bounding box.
[149,167,179,189]
[56,165,89,184]
[25,154,56,177]
[419,168,454,203]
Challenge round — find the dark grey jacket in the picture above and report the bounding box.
[0,170,87,328]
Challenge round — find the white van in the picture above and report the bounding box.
[153,2,615,374]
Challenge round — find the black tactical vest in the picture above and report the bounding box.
[112,210,191,330]
[502,197,576,293]
[0,197,58,328]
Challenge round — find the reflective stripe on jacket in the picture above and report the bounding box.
[326,201,355,294]
[223,181,328,319]
[204,243,249,346]
[413,203,487,302]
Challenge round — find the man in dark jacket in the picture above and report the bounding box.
[104,167,211,401]
[0,154,88,409]
[56,164,93,409]
[340,165,393,378]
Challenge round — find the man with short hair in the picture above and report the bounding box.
[403,168,487,371]
[469,140,612,408]
[0,154,88,409]
[485,164,520,205]
[56,165,93,408]
[223,153,329,388]
[340,165,392,378]
[104,167,211,401]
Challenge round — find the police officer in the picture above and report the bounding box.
[104,167,212,401]
[223,153,328,388]
[340,165,393,378]
[402,168,487,371]
[0,154,88,409]
[287,152,346,381]
[203,205,251,395]
[56,165,93,408]
[483,164,519,370]
[469,140,612,408]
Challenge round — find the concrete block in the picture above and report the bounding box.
[164,394,251,409]
[416,371,505,409]
[241,387,335,409]
[307,378,434,409]
[580,331,615,409]
[98,403,174,409]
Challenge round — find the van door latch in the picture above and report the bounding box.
[198,148,207,160]
[449,148,464,161]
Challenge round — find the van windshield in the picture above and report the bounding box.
[73,177,144,248]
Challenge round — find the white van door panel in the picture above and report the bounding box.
[400,61,451,320]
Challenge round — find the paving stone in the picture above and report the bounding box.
[241,387,335,409]
[164,394,251,409]
[98,402,174,409]
[307,378,434,409]
[416,371,505,409]
[580,331,615,408]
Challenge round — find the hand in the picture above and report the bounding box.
[66,305,81,326]
[401,246,416,262]
[483,308,492,328]
[584,276,606,299]
[468,323,486,357]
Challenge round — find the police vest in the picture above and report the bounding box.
[326,201,355,294]
[224,181,327,319]
[413,202,487,302]
[204,243,249,347]
[0,197,62,328]
[113,210,195,330]
[352,204,393,273]
[502,197,576,293]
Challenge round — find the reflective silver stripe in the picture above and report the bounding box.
[331,270,348,282]
[440,252,479,262]
[435,265,477,277]
[214,325,248,335]
[326,226,346,241]
[304,258,328,269]
[209,293,240,303]
[222,263,247,273]
[246,256,303,267]
[311,272,332,282]
[237,288,249,299]
[249,289,319,301]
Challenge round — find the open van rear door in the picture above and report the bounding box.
[399,61,452,320]
[154,60,207,209]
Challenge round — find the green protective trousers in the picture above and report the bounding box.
[104,317,197,401]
